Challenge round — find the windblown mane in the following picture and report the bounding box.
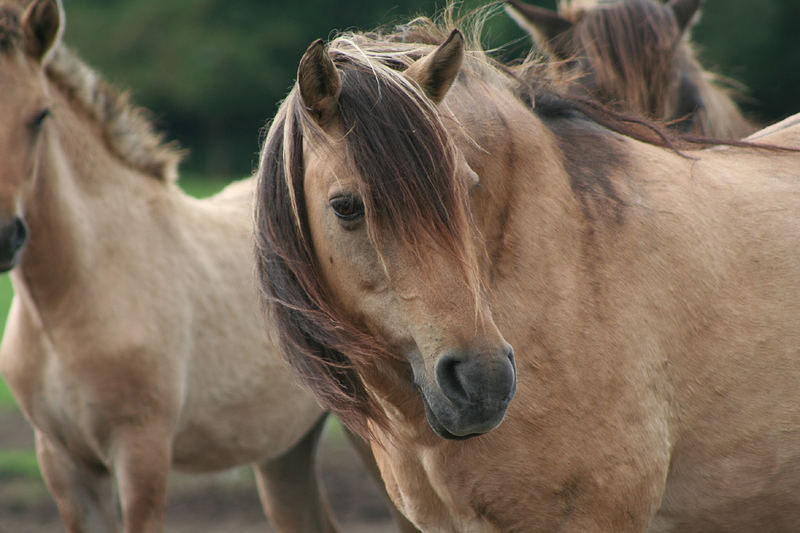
[554,0,754,138]
[567,0,685,117]
[0,3,182,182]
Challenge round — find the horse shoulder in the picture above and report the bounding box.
[0,295,49,418]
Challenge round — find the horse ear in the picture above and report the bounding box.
[21,0,64,62]
[297,39,342,126]
[405,29,464,104]
[504,0,574,59]
[667,0,703,33]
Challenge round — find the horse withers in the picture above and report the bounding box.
[255,9,800,532]
[0,1,417,532]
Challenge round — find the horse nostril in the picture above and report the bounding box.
[503,344,517,400]
[13,217,28,250]
[436,345,517,405]
[0,216,28,260]
[436,353,471,404]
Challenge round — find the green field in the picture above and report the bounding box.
[0,274,18,411]
[0,176,233,479]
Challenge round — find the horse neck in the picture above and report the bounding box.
[14,84,174,313]
[445,79,579,258]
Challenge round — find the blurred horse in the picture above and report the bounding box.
[505,0,755,137]
[0,1,417,532]
[255,7,800,532]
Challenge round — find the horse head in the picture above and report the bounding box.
[256,31,516,440]
[0,0,63,271]
[506,0,706,130]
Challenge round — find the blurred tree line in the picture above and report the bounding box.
[61,0,799,178]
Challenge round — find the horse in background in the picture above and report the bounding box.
[255,6,800,531]
[505,0,756,138]
[0,1,417,532]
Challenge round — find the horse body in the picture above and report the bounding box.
[637,139,800,531]
[5,154,319,472]
[256,14,800,532]
[0,2,419,532]
[381,83,800,533]
[0,14,326,533]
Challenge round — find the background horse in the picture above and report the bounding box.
[505,0,756,138]
[255,7,800,532]
[0,1,417,532]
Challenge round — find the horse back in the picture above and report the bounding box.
[744,112,800,147]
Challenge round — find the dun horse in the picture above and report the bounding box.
[505,0,755,138]
[255,10,800,533]
[0,1,417,532]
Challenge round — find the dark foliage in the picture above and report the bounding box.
[61,0,799,176]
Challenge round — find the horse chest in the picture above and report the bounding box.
[381,444,501,533]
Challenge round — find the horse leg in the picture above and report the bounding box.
[35,430,120,533]
[342,426,421,533]
[110,426,172,533]
[253,415,339,533]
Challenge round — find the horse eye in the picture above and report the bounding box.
[31,108,51,130]
[330,194,365,222]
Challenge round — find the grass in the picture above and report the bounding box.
[179,172,241,199]
[0,450,41,480]
[0,379,15,410]
[0,175,234,480]
[0,274,16,411]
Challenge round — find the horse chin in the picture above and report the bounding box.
[420,390,508,440]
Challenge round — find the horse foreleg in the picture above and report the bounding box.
[342,426,421,533]
[35,430,120,533]
[253,415,339,533]
[110,427,172,533]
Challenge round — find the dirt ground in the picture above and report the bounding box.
[0,409,400,533]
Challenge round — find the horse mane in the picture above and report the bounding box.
[553,0,754,138]
[45,46,183,182]
[0,4,182,182]
[567,0,683,118]
[384,5,753,152]
[0,4,21,50]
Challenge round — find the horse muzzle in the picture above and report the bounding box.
[0,216,28,272]
[419,343,517,440]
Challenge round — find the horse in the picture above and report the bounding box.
[0,1,418,532]
[504,0,756,138]
[254,8,800,532]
